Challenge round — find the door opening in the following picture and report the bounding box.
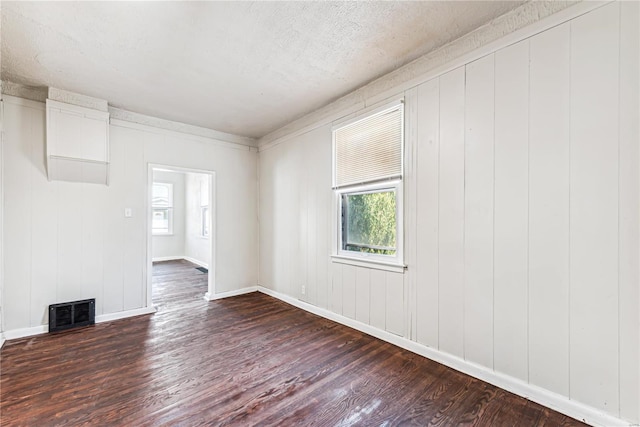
[146,164,216,309]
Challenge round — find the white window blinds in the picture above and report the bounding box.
[333,103,403,189]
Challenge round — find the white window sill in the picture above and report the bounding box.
[331,255,406,273]
[152,233,174,236]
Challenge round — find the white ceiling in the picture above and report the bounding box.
[2,1,523,139]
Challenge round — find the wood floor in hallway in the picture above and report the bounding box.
[0,259,586,426]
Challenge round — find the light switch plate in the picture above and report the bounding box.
[124,208,132,218]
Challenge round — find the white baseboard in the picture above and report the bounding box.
[256,285,631,427]
[3,324,48,340]
[204,286,258,301]
[152,256,208,269]
[2,306,157,342]
[95,306,157,323]
[152,256,184,262]
[0,333,6,349]
[183,256,208,269]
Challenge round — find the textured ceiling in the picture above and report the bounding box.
[2,1,524,139]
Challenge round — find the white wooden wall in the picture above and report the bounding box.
[2,98,259,331]
[259,2,639,423]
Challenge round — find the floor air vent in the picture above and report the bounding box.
[49,299,95,333]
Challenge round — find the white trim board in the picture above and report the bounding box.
[183,256,208,269]
[1,306,157,341]
[0,334,5,349]
[204,286,258,302]
[255,285,631,427]
[152,256,184,263]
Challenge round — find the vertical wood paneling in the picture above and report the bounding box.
[493,40,529,381]
[618,1,640,422]
[404,87,418,341]
[415,78,440,348]
[341,264,356,320]
[330,263,343,315]
[369,269,386,330]
[57,184,84,303]
[385,272,404,336]
[29,107,58,326]
[123,139,145,310]
[355,267,370,324]
[464,54,494,367]
[102,133,125,314]
[299,148,308,301]
[3,103,32,330]
[569,3,620,412]
[307,184,317,305]
[81,182,105,314]
[528,23,571,397]
[438,67,466,358]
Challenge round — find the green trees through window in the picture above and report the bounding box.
[343,189,397,255]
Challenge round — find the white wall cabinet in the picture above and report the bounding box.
[46,99,110,185]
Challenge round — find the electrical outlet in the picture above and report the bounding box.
[301,285,306,295]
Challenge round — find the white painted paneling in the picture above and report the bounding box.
[2,99,259,330]
[102,129,126,314]
[29,107,58,326]
[257,4,638,423]
[437,67,466,358]
[369,269,386,330]
[330,262,343,315]
[415,77,439,348]
[528,22,571,397]
[618,1,640,422]
[56,182,84,303]
[385,272,404,336]
[184,172,211,268]
[493,40,529,381]
[3,103,33,330]
[342,264,356,320]
[81,183,105,310]
[464,54,494,368]
[355,267,370,324]
[123,137,145,310]
[569,2,620,413]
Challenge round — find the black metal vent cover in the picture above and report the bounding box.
[49,298,95,333]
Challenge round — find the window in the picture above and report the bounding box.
[333,102,404,266]
[152,182,173,235]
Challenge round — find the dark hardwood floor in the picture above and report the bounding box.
[0,259,586,426]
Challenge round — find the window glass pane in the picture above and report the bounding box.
[152,208,169,233]
[342,190,396,255]
[152,183,171,207]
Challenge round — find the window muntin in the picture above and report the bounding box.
[152,182,173,235]
[332,101,404,265]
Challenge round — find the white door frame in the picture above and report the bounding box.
[146,163,217,307]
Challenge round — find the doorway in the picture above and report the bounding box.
[146,164,216,308]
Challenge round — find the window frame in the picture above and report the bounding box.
[152,182,174,236]
[335,180,403,266]
[331,100,405,271]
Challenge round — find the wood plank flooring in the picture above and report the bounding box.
[0,260,587,426]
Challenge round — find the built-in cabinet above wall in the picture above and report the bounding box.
[46,99,110,185]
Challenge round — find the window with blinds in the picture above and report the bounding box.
[332,102,404,266]
[333,103,403,189]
